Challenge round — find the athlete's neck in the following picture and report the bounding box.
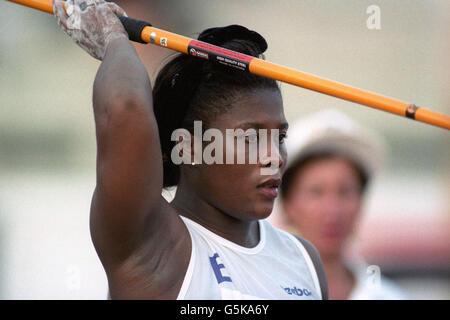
[171,178,260,248]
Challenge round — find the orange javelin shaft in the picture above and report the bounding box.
[7,0,450,130]
[7,0,53,13]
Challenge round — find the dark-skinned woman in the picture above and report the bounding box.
[53,0,328,300]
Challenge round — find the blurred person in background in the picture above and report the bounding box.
[277,109,408,300]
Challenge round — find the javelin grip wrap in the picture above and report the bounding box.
[117,15,151,44]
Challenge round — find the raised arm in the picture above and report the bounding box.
[90,35,165,265]
[52,1,181,272]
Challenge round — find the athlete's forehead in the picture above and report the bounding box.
[234,120,289,130]
[210,88,286,130]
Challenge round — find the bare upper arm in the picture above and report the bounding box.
[87,38,191,297]
[90,101,165,262]
[294,235,329,300]
[90,97,188,277]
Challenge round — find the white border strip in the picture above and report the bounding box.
[176,217,196,300]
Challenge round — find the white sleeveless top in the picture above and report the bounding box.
[177,216,322,300]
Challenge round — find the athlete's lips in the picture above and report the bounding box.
[257,177,281,188]
[257,178,281,198]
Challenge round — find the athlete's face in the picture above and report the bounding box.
[282,157,363,259]
[194,88,288,221]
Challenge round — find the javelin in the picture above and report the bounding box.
[7,0,450,130]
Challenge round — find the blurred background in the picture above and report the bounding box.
[0,0,448,299]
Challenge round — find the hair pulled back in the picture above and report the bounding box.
[153,25,280,187]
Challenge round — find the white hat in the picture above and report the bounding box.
[285,109,386,179]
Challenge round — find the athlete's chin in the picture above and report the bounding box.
[234,194,276,220]
[252,199,276,219]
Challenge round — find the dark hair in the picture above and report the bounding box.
[153,25,280,187]
[280,152,369,200]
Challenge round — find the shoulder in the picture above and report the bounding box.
[262,222,328,299]
[292,234,329,300]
